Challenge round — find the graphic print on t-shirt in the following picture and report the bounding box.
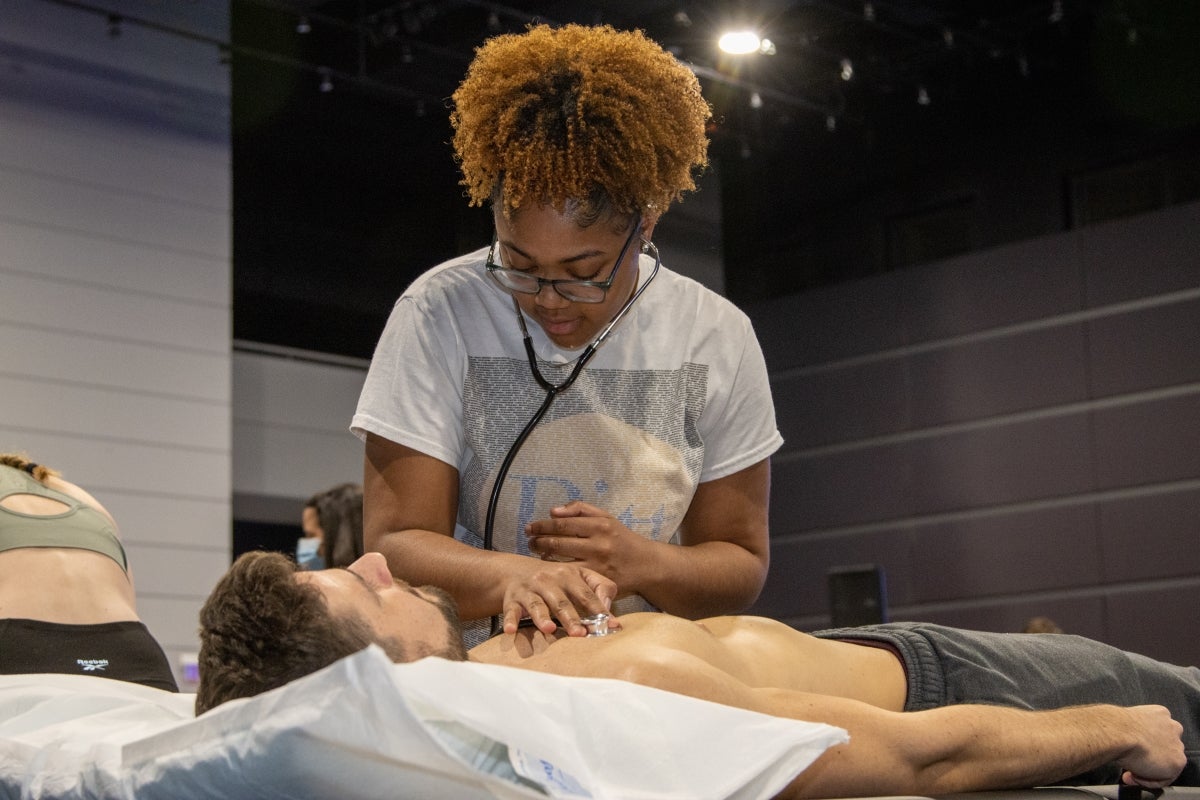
[459,356,708,559]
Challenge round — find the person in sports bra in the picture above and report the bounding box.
[0,453,177,691]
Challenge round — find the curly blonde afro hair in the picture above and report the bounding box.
[451,23,711,222]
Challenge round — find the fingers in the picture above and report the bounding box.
[579,567,617,613]
[1121,770,1174,791]
[501,565,619,637]
[1120,706,1187,789]
[526,515,620,562]
[547,500,607,518]
[529,533,579,562]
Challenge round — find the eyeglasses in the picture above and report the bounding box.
[485,220,642,304]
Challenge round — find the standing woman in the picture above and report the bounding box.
[353,24,782,645]
[0,453,177,690]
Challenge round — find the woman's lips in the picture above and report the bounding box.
[537,315,580,337]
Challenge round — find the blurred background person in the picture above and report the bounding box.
[1022,616,1064,634]
[300,482,364,570]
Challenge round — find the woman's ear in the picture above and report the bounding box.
[641,215,659,241]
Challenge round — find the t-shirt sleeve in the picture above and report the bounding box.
[350,295,465,469]
[696,312,783,483]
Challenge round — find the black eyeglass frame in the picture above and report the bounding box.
[485,218,642,304]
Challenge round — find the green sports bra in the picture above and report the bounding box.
[0,465,128,571]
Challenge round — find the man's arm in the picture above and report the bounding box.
[615,649,1186,799]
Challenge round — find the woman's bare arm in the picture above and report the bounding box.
[363,433,615,632]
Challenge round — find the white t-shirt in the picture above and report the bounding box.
[352,245,782,640]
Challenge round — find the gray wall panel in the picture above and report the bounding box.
[1081,202,1200,307]
[753,202,1200,666]
[751,270,908,369]
[902,233,1083,342]
[1087,295,1200,397]
[772,359,910,450]
[1098,486,1200,581]
[1104,582,1200,666]
[910,504,1101,601]
[752,528,916,620]
[1091,391,1200,489]
[771,443,915,530]
[908,325,1089,428]
[908,414,1095,513]
[0,219,226,302]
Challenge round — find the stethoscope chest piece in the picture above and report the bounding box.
[581,613,612,637]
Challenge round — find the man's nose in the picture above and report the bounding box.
[349,552,393,587]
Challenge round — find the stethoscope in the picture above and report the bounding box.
[482,234,661,634]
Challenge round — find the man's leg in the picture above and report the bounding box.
[814,622,1200,785]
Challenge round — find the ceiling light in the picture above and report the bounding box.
[916,85,930,105]
[296,16,311,34]
[718,30,761,55]
[318,69,333,93]
[863,2,875,22]
[826,114,837,132]
[749,91,763,109]
[840,58,854,81]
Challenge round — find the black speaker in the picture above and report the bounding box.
[827,564,888,627]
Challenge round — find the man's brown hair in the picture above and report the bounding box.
[451,23,711,222]
[195,551,392,714]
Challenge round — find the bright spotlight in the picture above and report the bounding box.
[718,30,761,55]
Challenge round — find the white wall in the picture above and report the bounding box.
[0,0,231,689]
[232,345,367,523]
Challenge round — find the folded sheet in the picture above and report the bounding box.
[0,646,848,800]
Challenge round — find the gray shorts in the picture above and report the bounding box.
[814,622,1200,785]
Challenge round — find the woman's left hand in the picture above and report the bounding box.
[526,501,644,588]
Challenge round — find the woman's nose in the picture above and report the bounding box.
[534,281,570,307]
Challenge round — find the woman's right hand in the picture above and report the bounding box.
[499,562,621,637]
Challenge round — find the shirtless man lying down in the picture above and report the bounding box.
[196,552,1199,799]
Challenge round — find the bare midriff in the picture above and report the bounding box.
[0,548,138,624]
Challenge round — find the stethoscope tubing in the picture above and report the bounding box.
[482,239,661,633]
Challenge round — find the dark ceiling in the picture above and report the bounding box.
[231,0,1200,359]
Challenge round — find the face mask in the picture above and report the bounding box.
[296,536,325,571]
